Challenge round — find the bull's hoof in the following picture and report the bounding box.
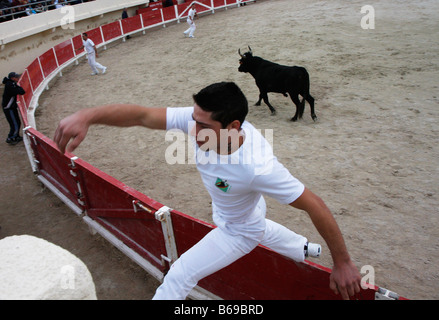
[290,116,298,122]
[312,115,317,122]
[255,102,261,106]
[270,109,276,115]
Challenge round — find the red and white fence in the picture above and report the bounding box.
[16,0,395,300]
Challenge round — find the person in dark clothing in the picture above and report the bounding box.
[2,72,25,145]
[162,0,174,8]
[122,7,128,19]
[122,8,131,39]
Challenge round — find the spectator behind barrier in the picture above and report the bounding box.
[162,0,174,8]
[0,0,96,22]
[122,7,131,39]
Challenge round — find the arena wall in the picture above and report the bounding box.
[0,0,148,78]
[12,0,383,300]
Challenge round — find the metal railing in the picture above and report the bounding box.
[0,0,95,22]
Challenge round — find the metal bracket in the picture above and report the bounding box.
[132,200,153,214]
[22,126,39,174]
[155,206,179,269]
[375,287,400,300]
[132,202,179,270]
[23,126,38,146]
[68,156,86,208]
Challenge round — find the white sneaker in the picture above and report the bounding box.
[91,72,98,76]
[102,67,107,74]
[305,242,321,258]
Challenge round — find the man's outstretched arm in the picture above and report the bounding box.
[290,187,362,300]
[54,104,167,154]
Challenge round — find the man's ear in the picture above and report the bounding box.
[228,120,241,131]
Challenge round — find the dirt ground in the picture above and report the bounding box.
[2,0,439,300]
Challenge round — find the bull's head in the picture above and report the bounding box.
[238,46,253,73]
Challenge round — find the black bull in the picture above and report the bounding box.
[238,47,317,122]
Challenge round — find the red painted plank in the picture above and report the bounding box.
[54,39,75,66]
[101,21,122,42]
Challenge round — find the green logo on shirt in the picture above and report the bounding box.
[215,178,230,193]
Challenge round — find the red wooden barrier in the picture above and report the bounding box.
[101,21,123,42]
[121,15,143,35]
[18,70,33,113]
[141,10,163,27]
[53,40,75,67]
[26,58,44,93]
[136,1,162,15]
[170,210,377,300]
[213,0,226,8]
[26,128,82,209]
[71,34,83,52]
[16,71,30,127]
[74,157,169,272]
[39,48,57,78]
[17,95,28,126]
[25,127,170,272]
[196,0,213,14]
[85,27,104,47]
[162,5,176,21]
[176,2,190,17]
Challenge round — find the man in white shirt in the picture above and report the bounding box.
[77,33,107,76]
[183,3,197,38]
[54,82,362,300]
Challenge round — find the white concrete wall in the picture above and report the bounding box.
[0,0,149,79]
[0,235,97,300]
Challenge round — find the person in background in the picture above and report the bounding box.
[122,8,131,39]
[183,3,196,38]
[2,72,25,145]
[76,32,107,76]
[162,0,174,8]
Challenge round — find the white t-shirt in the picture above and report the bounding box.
[82,39,95,55]
[166,106,305,235]
[187,8,196,22]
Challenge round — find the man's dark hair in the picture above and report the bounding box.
[193,82,248,128]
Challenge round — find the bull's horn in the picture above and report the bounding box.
[238,48,244,57]
[248,46,253,54]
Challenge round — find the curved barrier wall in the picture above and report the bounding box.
[16,0,382,300]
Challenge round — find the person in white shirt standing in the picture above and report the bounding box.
[54,82,363,300]
[183,3,197,38]
[77,33,107,76]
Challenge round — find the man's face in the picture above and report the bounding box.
[191,104,240,153]
[82,34,87,41]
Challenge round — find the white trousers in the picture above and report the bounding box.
[87,53,106,74]
[184,19,196,37]
[152,199,308,300]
